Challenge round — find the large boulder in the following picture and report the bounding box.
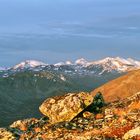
[0,128,16,140]
[39,92,93,124]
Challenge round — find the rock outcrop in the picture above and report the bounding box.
[39,92,93,124]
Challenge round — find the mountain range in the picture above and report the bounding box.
[0,57,140,127]
[1,57,140,77]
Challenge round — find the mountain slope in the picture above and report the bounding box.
[91,69,140,102]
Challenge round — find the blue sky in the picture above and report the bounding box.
[0,0,140,67]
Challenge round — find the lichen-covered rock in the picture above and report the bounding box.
[0,128,16,140]
[39,92,93,124]
[123,127,140,140]
[10,118,38,131]
[83,111,95,119]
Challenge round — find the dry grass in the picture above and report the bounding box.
[91,69,140,102]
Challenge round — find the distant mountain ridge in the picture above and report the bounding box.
[10,57,140,69]
[1,57,140,77]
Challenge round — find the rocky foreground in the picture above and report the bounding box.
[0,92,140,140]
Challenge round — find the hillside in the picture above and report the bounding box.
[91,69,140,102]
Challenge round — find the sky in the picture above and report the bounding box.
[0,0,140,67]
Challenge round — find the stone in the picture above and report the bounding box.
[105,108,114,116]
[39,92,93,124]
[95,114,104,120]
[10,118,38,131]
[105,115,114,119]
[0,128,16,140]
[123,127,140,140]
[83,111,94,119]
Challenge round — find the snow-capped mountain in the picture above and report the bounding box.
[1,57,140,78]
[91,57,140,67]
[86,57,140,72]
[53,57,140,70]
[52,57,140,73]
[12,60,47,70]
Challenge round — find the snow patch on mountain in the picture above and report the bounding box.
[75,58,89,66]
[54,62,65,66]
[127,58,140,66]
[0,67,7,71]
[60,74,66,81]
[54,61,72,66]
[65,61,72,65]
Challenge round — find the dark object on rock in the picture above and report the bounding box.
[86,92,106,113]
